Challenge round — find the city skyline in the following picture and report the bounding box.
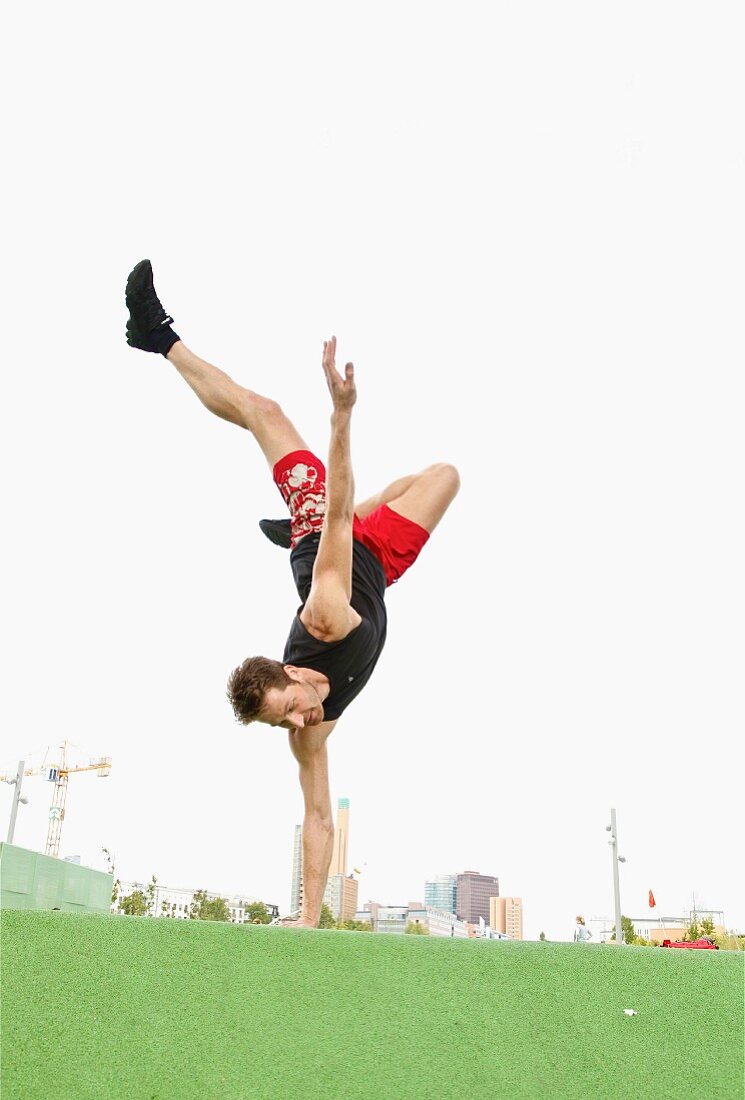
[291,802,521,933]
[3,773,737,941]
[3,768,737,941]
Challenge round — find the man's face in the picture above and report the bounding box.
[259,678,324,730]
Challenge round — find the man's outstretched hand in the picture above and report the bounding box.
[322,336,356,413]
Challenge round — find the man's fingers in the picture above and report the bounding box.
[322,339,355,401]
[322,337,337,368]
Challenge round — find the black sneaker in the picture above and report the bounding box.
[125,259,180,355]
[259,518,292,548]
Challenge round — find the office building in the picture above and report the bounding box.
[325,872,359,922]
[424,874,457,915]
[490,896,523,940]
[456,871,499,924]
[290,823,303,914]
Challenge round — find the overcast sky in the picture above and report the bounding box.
[2,2,742,941]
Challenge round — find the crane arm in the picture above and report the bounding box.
[1,765,47,783]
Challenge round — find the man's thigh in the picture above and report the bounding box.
[274,449,328,547]
[386,463,460,534]
[353,503,430,587]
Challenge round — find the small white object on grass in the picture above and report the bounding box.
[623,1009,638,1016]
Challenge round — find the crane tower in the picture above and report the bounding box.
[1,740,112,857]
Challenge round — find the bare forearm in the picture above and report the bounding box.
[326,410,355,522]
[301,814,335,924]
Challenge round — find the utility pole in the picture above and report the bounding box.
[606,808,626,943]
[5,760,27,844]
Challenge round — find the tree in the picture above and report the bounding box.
[119,886,148,916]
[245,901,271,925]
[116,872,159,917]
[610,916,637,945]
[683,916,701,942]
[318,904,336,928]
[337,919,373,932]
[539,931,547,942]
[190,890,230,922]
[700,917,715,938]
[405,921,430,935]
[101,847,119,906]
[145,875,158,916]
[716,930,745,951]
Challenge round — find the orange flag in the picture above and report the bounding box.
[649,889,656,908]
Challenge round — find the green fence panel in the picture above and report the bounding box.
[0,843,112,913]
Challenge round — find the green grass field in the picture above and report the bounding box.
[1,911,742,1099]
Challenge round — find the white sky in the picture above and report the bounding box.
[2,2,742,941]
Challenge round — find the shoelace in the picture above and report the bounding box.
[130,290,172,331]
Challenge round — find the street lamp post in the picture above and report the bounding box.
[5,760,29,844]
[606,808,627,944]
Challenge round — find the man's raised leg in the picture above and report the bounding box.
[125,258,308,469]
[166,341,308,469]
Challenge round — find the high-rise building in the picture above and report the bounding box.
[325,873,359,921]
[292,798,352,919]
[490,896,523,940]
[424,874,457,915]
[290,823,303,914]
[329,798,350,877]
[456,871,499,924]
[324,797,356,920]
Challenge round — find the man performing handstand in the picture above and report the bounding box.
[125,260,460,927]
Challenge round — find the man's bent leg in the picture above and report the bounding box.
[374,463,460,534]
[354,473,420,521]
[166,341,308,469]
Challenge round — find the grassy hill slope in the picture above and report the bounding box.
[1,911,742,1099]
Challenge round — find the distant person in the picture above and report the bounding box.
[573,915,592,943]
[124,260,460,930]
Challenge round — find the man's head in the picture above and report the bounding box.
[227,656,325,729]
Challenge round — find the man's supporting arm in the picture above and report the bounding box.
[302,338,361,640]
[288,723,336,926]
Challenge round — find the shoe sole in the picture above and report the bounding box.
[259,519,292,549]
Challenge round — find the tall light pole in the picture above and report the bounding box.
[605,808,627,943]
[5,760,29,844]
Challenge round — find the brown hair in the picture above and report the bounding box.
[227,656,292,724]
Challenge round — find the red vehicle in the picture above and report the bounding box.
[661,937,719,950]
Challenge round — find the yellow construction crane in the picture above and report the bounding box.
[0,741,112,857]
